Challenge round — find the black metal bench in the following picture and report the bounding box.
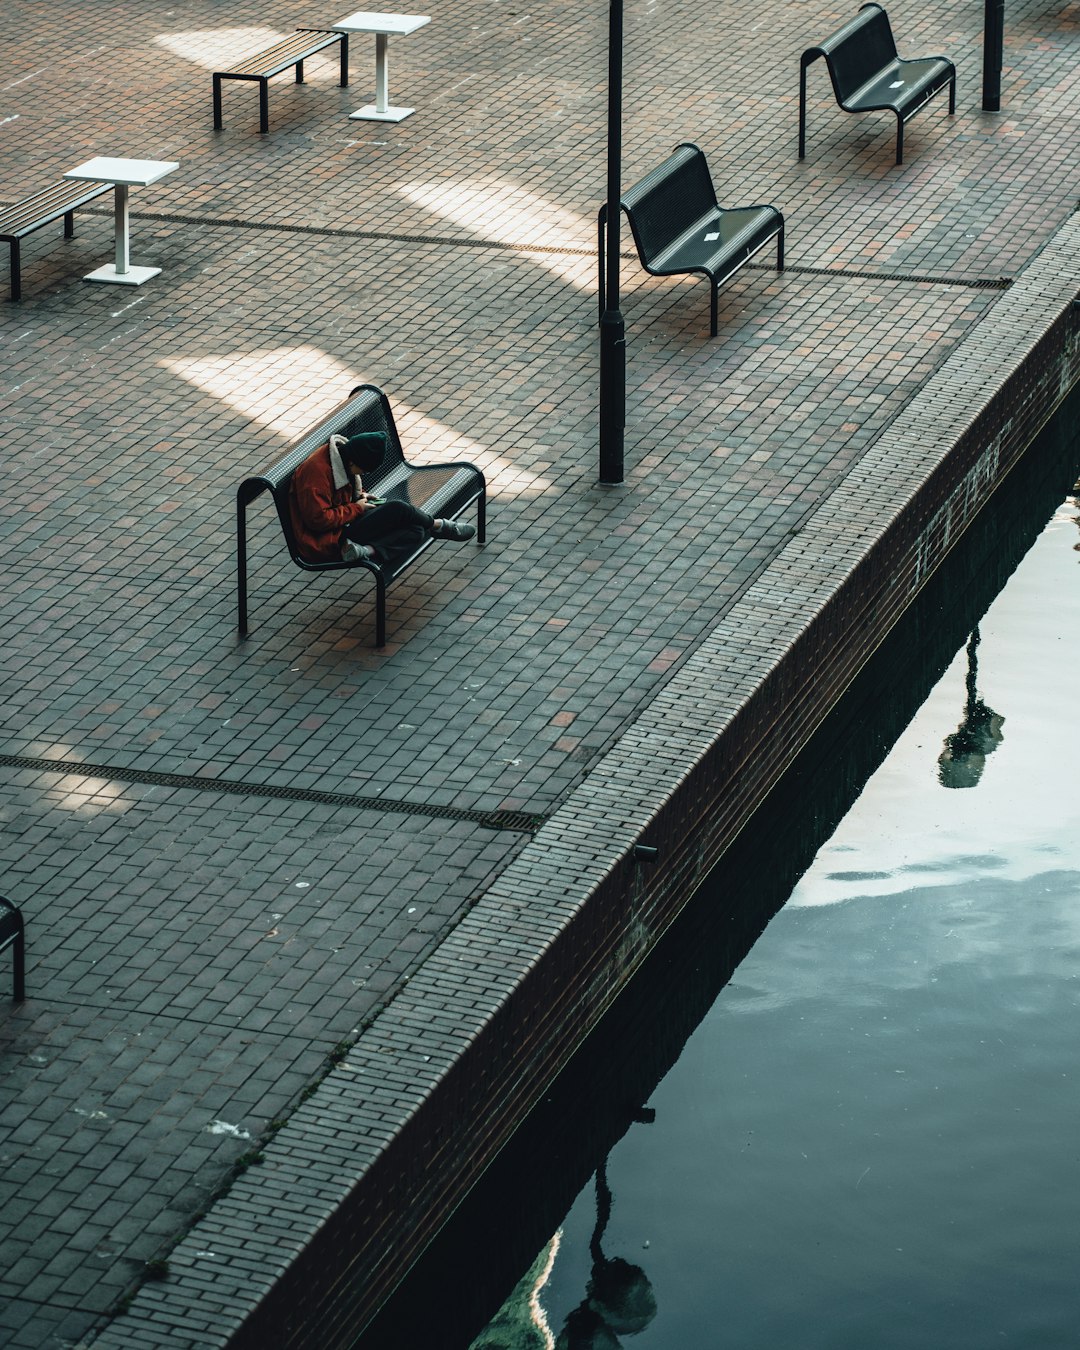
[237,384,486,647]
[799,3,956,165]
[598,142,784,338]
[1,179,112,301]
[213,28,349,133]
[0,896,26,1002]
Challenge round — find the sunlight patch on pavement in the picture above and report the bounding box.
[44,771,129,816]
[397,179,596,290]
[161,345,554,492]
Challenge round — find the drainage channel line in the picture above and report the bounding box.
[0,753,544,833]
[54,204,1013,290]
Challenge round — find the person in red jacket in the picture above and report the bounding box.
[289,431,474,565]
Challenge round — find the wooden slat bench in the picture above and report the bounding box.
[599,142,784,337]
[1,179,112,301]
[799,3,956,165]
[213,28,350,133]
[236,384,486,647]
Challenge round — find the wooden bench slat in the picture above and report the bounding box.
[213,28,348,133]
[0,181,111,239]
[2,179,114,301]
[225,30,340,79]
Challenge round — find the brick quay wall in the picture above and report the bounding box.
[95,216,1080,1348]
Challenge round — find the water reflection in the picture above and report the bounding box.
[553,1136,657,1350]
[936,628,1004,789]
[469,1108,659,1350]
[355,398,1080,1350]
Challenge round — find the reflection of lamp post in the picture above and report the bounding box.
[598,0,625,486]
[556,1110,657,1350]
[937,627,1005,789]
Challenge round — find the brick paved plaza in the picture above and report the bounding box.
[2,0,1079,1344]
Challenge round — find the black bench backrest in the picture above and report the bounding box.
[263,384,400,490]
[621,143,718,262]
[812,4,898,98]
[239,383,402,556]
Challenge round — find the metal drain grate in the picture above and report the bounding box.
[759,261,1013,290]
[0,754,545,833]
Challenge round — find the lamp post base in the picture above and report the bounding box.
[599,308,626,485]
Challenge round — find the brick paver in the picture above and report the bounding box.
[2,0,1079,1343]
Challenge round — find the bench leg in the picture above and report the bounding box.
[798,61,808,159]
[64,209,75,240]
[8,240,20,303]
[237,498,250,636]
[477,490,487,544]
[340,34,349,87]
[213,73,224,130]
[710,281,718,339]
[375,573,387,648]
[12,927,25,1002]
[896,116,904,166]
[260,78,270,134]
[776,224,785,272]
[296,59,305,84]
[949,74,956,115]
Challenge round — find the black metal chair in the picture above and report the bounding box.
[799,3,956,165]
[598,142,784,337]
[0,896,26,1002]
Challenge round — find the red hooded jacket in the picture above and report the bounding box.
[288,440,367,562]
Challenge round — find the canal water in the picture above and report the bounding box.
[357,398,1080,1350]
[471,490,1080,1350]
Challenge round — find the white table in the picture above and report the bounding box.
[330,11,430,121]
[63,157,179,285]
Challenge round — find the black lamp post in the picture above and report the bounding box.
[598,0,625,485]
[982,0,1004,111]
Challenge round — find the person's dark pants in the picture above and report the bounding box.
[344,500,433,563]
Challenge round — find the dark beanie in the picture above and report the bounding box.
[341,432,387,471]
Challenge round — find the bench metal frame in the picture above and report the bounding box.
[1,180,112,301]
[213,28,349,134]
[598,142,784,337]
[0,896,26,1002]
[799,3,956,165]
[236,384,486,647]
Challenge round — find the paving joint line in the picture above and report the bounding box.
[13,202,1015,288]
[0,753,545,832]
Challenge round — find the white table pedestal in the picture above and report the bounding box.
[330,12,430,122]
[64,157,179,286]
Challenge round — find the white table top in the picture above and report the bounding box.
[330,11,430,34]
[64,157,180,188]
